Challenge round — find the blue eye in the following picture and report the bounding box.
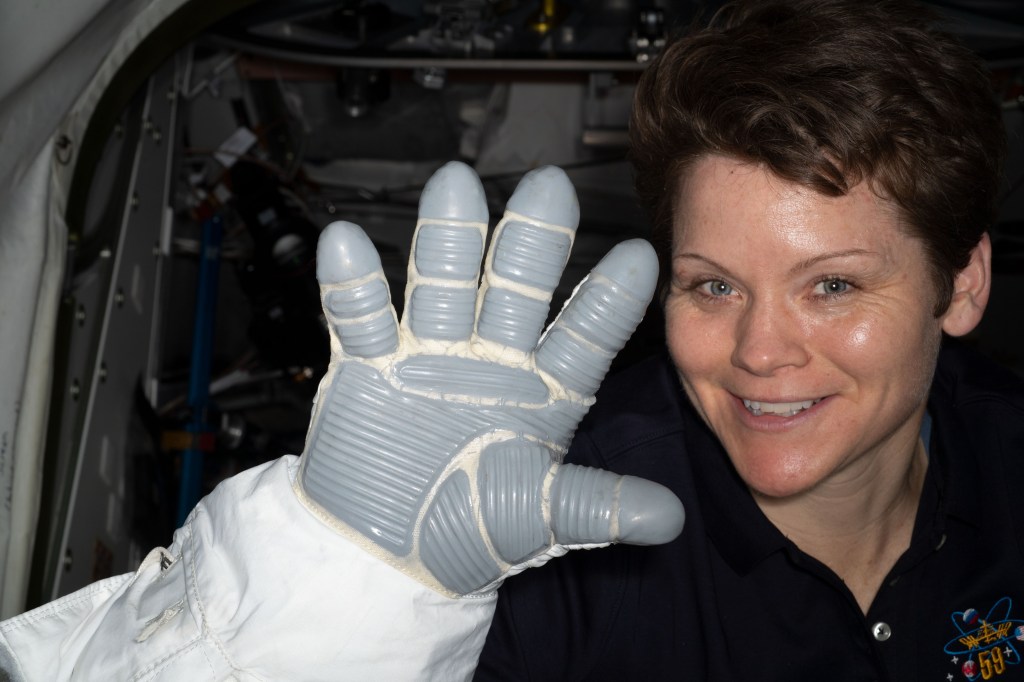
[701,280,734,296]
[814,278,850,296]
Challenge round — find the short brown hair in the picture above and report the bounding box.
[629,0,1006,314]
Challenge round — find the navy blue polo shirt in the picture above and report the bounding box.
[475,342,1024,681]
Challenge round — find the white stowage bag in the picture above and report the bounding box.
[0,456,496,681]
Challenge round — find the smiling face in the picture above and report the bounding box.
[665,155,984,501]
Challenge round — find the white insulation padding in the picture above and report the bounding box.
[0,0,190,618]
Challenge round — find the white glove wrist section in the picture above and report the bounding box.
[206,456,497,680]
[0,456,495,681]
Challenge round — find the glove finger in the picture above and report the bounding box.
[316,221,399,359]
[550,462,685,546]
[404,161,489,342]
[477,166,579,352]
[476,443,684,569]
[536,239,658,397]
[421,439,552,594]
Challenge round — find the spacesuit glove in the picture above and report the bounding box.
[295,161,685,597]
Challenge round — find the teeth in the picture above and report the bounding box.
[742,398,820,417]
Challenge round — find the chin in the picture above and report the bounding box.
[728,448,834,501]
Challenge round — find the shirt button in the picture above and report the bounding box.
[872,622,892,642]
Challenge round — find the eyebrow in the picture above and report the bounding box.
[673,248,877,276]
[788,248,877,273]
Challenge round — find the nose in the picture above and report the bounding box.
[730,297,809,376]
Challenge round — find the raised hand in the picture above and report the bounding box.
[296,161,684,596]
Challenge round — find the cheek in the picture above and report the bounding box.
[663,300,726,380]
[816,308,943,403]
[663,307,710,418]
[664,304,693,376]
[823,318,880,374]
[845,322,871,350]
[830,308,938,365]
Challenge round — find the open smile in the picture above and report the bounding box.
[741,397,824,417]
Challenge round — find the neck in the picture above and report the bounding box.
[754,437,928,614]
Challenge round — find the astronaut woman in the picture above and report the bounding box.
[477,1,1020,679]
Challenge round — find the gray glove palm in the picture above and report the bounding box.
[297,161,684,596]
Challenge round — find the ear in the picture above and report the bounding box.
[941,232,992,337]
